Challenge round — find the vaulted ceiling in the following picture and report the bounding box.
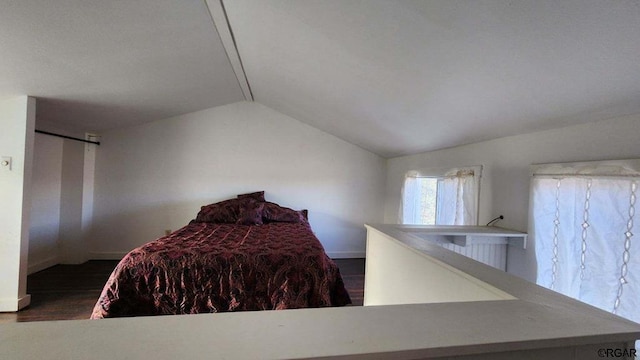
[0,0,244,132]
[2,1,640,158]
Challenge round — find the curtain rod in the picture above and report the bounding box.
[35,129,100,145]
[533,174,640,179]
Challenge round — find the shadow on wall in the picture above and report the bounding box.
[88,198,367,259]
[487,162,538,283]
[305,211,367,257]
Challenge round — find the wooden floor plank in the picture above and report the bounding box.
[0,258,365,323]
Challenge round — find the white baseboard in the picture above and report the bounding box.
[0,295,31,312]
[18,294,31,310]
[89,251,127,260]
[327,251,365,259]
[28,256,60,275]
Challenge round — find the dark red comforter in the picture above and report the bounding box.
[91,222,351,318]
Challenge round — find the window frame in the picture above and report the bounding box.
[400,165,483,226]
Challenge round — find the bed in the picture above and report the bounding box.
[90,192,351,318]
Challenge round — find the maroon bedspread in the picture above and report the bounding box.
[91,222,351,318]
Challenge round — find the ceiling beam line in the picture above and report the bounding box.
[205,0,254,101]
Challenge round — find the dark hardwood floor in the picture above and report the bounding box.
[0,261,119,323]
[0,258,365,323]
[334,258,365,306]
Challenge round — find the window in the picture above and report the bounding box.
[531,160,640,329]
[400,166,481,225]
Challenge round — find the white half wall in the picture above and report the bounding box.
[0,96,35,311]
[91,101,386,258]
[28,134,63,274]
[385,113,640,282]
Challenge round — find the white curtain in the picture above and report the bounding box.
[436,169,477,225]
[400,168,478,225]
[400,171,421,224]
[533,162,640,326]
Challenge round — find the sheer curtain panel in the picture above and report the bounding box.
[400,167,480,226]
[532,160,640,327]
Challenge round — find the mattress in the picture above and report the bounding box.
[91,221,351,318]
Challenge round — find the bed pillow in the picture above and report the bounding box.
[236,200,265,225]
[237,191,265,202]
[195,198,245,223]
[262,202,308,224]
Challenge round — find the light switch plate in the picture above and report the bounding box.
[1,156,12,171]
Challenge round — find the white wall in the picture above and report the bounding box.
[58,140,88,264]
[0,96,35,311]
[27,127,95,271]
[91,102,386,258]
[385,113,640,282]
[28,134,63,274]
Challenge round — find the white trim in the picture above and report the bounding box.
[27,256,60,275]
[17,295,31,310]
[0,295,31,312]
[327,251,365,259]
[89,252,127,260]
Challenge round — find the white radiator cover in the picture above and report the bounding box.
[439,243,507,271]
[398,226,525,272]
